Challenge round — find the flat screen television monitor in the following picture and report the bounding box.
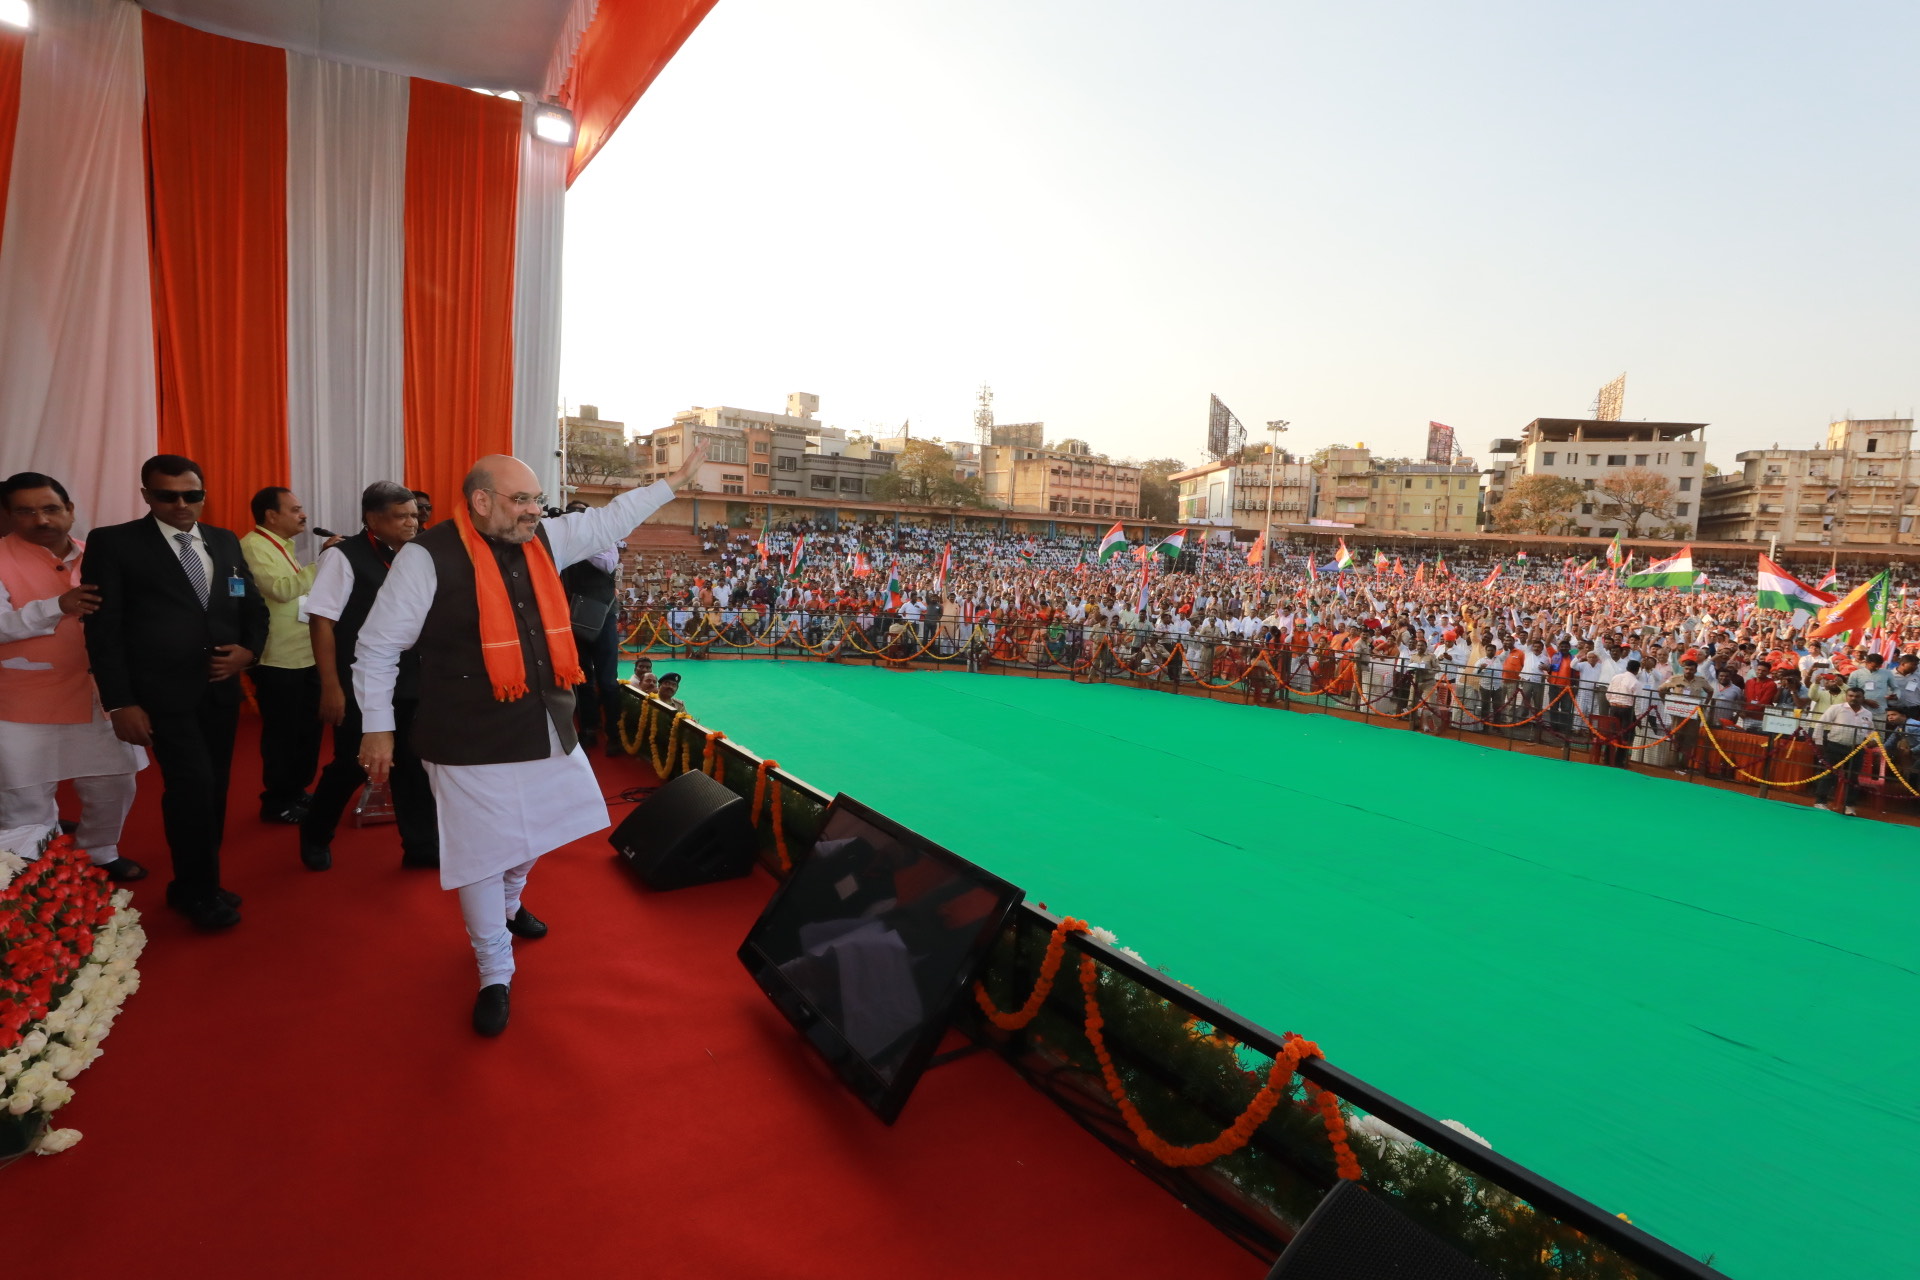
[737,794,1024,1124]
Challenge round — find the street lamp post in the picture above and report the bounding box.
[1263,420,1290,571]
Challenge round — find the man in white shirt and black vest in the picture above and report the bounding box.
[299,482,437,871]
[355,446,705,1035]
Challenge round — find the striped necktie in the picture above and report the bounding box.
[175,530,210,609]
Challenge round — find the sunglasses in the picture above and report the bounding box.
[146,488,207,504]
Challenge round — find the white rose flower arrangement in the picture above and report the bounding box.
[0,837,146,1161]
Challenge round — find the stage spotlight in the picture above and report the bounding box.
[532,104,575,145]
[0,0,31,31]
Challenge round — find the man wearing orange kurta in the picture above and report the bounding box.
[0,473,147,878]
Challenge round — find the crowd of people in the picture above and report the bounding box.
[622,523,1920,814]
[0,444,710,1037]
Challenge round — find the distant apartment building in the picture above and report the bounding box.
[1311,447,1376,526]
[1485,418,1707,537]
[1699,417,1920,547]
[1170,448,1315,530]
[979,437,1141,518]
[1364,460,1482,533]
[632,392,898,501]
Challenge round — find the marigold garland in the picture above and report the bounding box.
[701,730,727,781]
[651,709,689,778]
[1079,955,1357,1176]
[972,916,1088,1030]
[750,758,793,872]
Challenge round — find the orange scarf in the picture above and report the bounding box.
[453,506,584,701]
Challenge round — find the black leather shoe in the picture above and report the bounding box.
[169,895,241,931]
[507,906,547,940]
[300,839,332,871]
[472,984,510,1036]
[215,888,243,908]
[260,802,305,825]
[400,850,441,871]
[99,858,147,882]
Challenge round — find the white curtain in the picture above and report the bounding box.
[543,0,600,99]
[0,0,155,535]
[284,52,410,542]
[513,99,567,502]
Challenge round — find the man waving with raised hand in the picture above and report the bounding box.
[353,445,707,1036]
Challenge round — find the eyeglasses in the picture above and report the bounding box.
[485,488,547,509]
[146,488,206,504]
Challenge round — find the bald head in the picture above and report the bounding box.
[464,454,543,542]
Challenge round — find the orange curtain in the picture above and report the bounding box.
[0,28,23,261]
[563,0,718,185]
[402,79,520,518]
[143,14,288,536]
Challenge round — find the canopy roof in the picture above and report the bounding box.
[142,0,578,92]
[137,0,720,181]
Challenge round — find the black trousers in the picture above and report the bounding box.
[301,697,438,859]
[574,617,622,739]
[147,696,241,902]
[251,664,322,809]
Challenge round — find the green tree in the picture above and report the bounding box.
[869,440,985,507]
[1135,457,1188,523]
[1491,474,1584,535]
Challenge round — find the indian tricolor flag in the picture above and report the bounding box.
[1097,522,1128,563]
[1605,532,1626,567]
[1755,555,1832,618]
[1623,545,1695,589]
[1153,530,1186,562]
[886,563,904,611]
[1334,539,1354,569]
[1373,549,1389,570]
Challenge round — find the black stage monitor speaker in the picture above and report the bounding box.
[1266,1180,1499,1280]
[610,769,756,890]
[737,793,1024,1124]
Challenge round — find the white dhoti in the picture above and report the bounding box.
[426,720,610,987]
[0,708,146,864]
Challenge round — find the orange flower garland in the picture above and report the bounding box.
[750,758,793,873]
[1080,955,1358,1177]
[702,729,727,781]
[1303,1079,1364,1181]
[973,916,1088,1030]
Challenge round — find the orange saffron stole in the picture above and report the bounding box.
[452,506,585,701]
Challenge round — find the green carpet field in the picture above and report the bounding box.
[635,660,1917,1280]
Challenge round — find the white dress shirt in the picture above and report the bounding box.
[306,545,355,622]
[154,516,214,600]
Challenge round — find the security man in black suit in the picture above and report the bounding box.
[81,455,269,930]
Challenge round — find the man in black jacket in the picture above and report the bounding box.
[82,455,268,930]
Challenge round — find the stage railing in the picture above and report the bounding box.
[614,684,1727,1279]
[619,611,1917,820]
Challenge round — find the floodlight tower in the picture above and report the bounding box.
[1263,420,1289,570]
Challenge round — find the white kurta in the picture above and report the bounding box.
[0,556,146,789]
[352,482,672,890]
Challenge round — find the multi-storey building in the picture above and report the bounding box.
[1312,447,1377,526]
[1699,418,1919,547]
[1170,449,1315,530]
[1485,418,1708,537]
[978,439,1141,518]
[1364,461,1482,533]
[633,393,898,501]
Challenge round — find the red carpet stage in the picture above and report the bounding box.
[15,723,1257,1279]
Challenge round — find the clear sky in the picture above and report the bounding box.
[559,1,1919,469]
